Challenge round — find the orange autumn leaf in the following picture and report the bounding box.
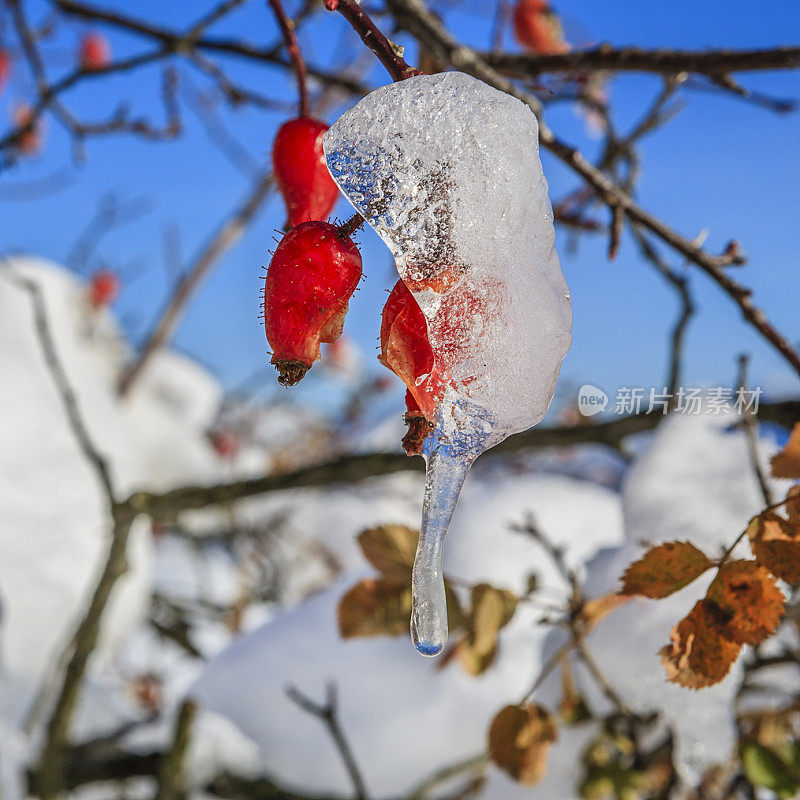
[705,560,784,646]
[620,541,714,599]
[747,511,800,585]
[771,423,800,479]
[488,703,557,785]
[660,600,741,689]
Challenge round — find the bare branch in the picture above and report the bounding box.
[385,0,800,379]
[286,683,369,800]
[156,700,198,800]
[483,45,800,78]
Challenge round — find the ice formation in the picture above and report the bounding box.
[324,72,571,655]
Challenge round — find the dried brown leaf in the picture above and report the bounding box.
[457,583,518,676]
[705,559,784,644]
[785,485,800,526]
[337,578,411,638]
[748,511,800,585]
[580,592,630,633]
[357,524,418,580]
[771,423,800,479]
[660,601,742,689]
[488,704,557,785]
[620,541,714,599]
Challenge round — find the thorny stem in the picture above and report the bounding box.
[324,0,424,82]
[336,212,365,239]
[267,0,310,117]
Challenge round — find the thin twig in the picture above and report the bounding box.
[324,0,423,82]
[156,700,198,800]
[268,0,310,116]
[117,168,275,397]
[737,354,774,507]
[286,683,369,800]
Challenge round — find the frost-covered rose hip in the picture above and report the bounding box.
[272,118,339,229]
[264,220,362,385]
[379,279,441,421]
[89,269,120,309]
[80,33,111,70]
[512,0,569,55]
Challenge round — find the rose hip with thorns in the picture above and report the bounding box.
[264,219,362,385]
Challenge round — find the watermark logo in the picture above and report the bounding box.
[577,385,762,416]
[578,384,608,416]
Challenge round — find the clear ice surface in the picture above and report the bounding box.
[324,72,572,656]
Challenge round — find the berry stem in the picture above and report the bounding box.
[267,0,310,118]
[324,0,424,83]
[336,213,365,239]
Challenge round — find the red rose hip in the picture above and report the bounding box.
[264,221,362,385]
[272,117,339,229]
[379,279,444,453]
[80,33,111,71]
[513,0,569,55]
[89,269,120,309]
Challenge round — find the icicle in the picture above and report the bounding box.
[411,439,474,656]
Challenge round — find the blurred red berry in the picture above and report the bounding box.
[264,220,362,385]
[513,0,569,54]
[0,50,11,95]
[80,32,111,71]
[89,269,120,309]
[272,117,339,228]
[12,105,43,155]
[208,429,240,460]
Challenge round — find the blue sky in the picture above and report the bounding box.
[2,0,798,409]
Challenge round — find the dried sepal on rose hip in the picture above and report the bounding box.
[264,219,362,386]
[378,279,442,455]
[272,117,340,229]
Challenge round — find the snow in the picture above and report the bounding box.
[191,472,624,797]
[575,410,788,780]
[0,254,794,799]
[324,71,572,450]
